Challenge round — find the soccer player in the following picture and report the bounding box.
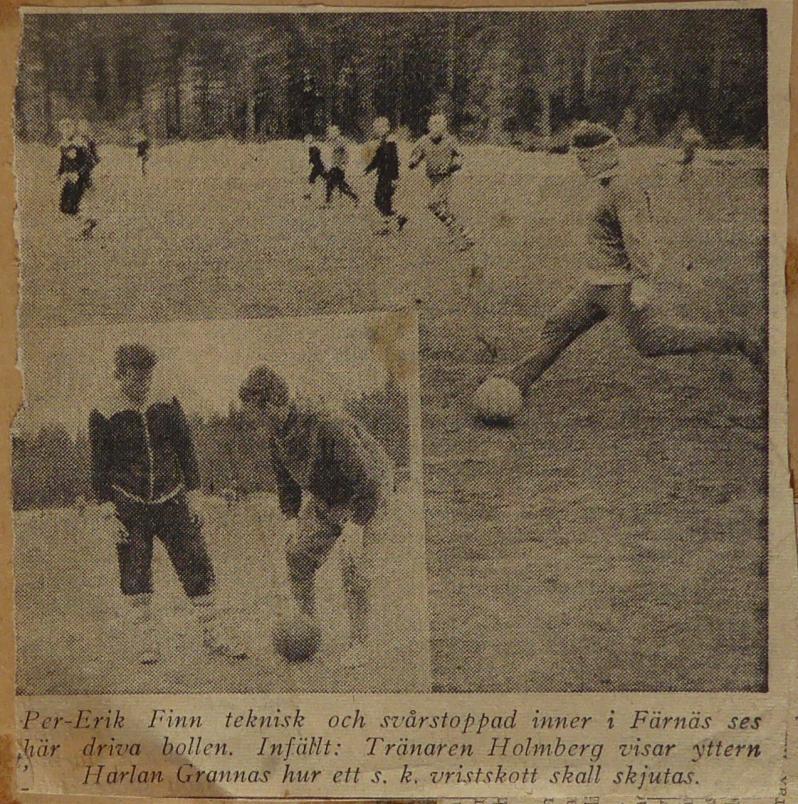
[324,125,359,206]
[364,116,407,235]
[493,122,765,397]
[409,113,473,251]
[135,130,150,177]
[75,119,100,187]
[238,366,394,668]
[677,126,703,183]
[89,344,247,665]
[57,118,96,237]
[303,133,326,200]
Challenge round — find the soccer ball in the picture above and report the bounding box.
[271,614,322,662]
[473,377,523,425]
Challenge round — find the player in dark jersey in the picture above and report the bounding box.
[303,134,326,200]
[364,117,407,235]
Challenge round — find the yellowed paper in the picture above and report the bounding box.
[6,1,797,801]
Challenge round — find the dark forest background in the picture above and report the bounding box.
[16,10,767,146]
[13,377,410,510]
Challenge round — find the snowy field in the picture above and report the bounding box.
[15,139,769,691]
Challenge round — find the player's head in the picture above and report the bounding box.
[681,127,703,146]
[327,124,340,139]
[570,121,620,179]
[304,133,314,145]
[428,114,447,137]
[75,118,90,137]
[239,365,292,430]
[58,118,75,140]
[114,343,157,404]
[372,116,390,138]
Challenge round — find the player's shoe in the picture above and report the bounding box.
[397,215,408,232]
[138,644,161,665]
[202,628,248,660]
[340,641,368,669]
[302,191,312,200]
[81,218,98,239]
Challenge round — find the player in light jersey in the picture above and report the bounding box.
[494,122,765,396]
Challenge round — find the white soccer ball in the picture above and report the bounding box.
[473,377,523,425]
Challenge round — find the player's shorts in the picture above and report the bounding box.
[286,470,394,579]
[114,493,215,598]
[427,174,453,209]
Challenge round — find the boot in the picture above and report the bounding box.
[191,594,248,660]
[130,593,160,665]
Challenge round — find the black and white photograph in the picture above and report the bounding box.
[13,312,428,693]
[12,5,778,702]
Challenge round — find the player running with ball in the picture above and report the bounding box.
[238,366,394,669]
[486,122,765,406]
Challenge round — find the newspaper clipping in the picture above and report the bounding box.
[7,1,796,801]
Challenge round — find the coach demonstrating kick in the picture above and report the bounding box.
[89,344,246,665]
[497,122,765,396]
[238,366,394,669]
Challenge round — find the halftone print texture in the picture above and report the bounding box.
[14,8,768,693]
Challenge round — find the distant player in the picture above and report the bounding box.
[492,122,765,398]
[324,125,359,206]
[75,119,100,187]
[409,113,473,251]
[89,344,247,665]
[364,117,407,235]
[56,118,96,237]
[238,366,394,668]
[135,130,150,177]
[303,133,326,200]
[678,127,704,183]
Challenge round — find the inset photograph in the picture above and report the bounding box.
[14,311,429,694]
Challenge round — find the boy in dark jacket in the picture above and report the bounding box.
[90,344,246,665]
[303,133,326,199]
[364,117,407,235]
[239,366,394,669]
[135,130,150,177]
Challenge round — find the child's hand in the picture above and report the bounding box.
[186,488,205,525]
[630,279,654,310]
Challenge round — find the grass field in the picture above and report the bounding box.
[15,139,769,691]
[15,485,429,694]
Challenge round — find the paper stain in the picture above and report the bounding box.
[367,310,417,385]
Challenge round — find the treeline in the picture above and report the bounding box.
[16,10,766,146]
[12,378,410,510]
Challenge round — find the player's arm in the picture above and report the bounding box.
[170,397,201,492]
[613,179,656,281]
[449,137,464,173]
[271,440,302,519]
[386,140,400,180]
[364,145,379,175]
[408,139,424,170]
[328,422,381,525]
[88,409,114,505]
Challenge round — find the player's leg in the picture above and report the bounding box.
[115,501,159,664]
[499,284,609,395]
[611,285,766,372]
[374,179,393,234]
[339,170,359,204]
[428,175,472,248]
[285,496,342,617]
[324,169,338,204]
[156,495,247,659]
